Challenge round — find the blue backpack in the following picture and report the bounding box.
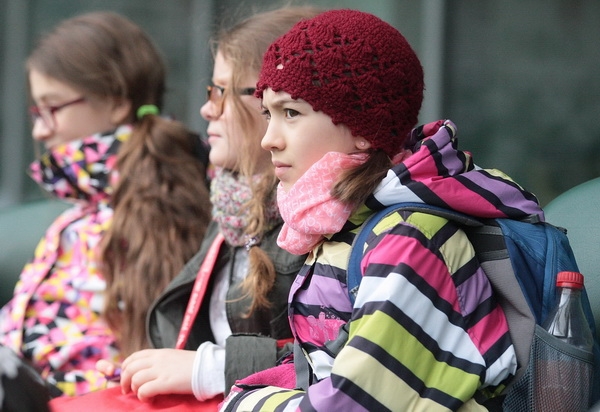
[347,202,600,410]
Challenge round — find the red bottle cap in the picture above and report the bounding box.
[556,271,584,289]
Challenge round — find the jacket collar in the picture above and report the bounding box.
[29,125,131,204]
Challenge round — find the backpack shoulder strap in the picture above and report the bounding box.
[347,202,482,305]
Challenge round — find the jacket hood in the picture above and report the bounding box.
[366,120,544,221]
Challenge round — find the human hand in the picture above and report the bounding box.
[96,359,121,388]
[120,348,195,401]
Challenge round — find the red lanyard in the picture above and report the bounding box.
[175,232,225,349]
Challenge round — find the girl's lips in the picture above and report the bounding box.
[272,161,290,180]
[206,134,220,145]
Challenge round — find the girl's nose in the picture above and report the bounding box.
[261,123,281,151]
[31,117,52,143]
[200,98,222,121]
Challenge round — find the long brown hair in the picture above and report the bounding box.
[212,6,322,313]
[27,11,212,356]
[332,150,393,210]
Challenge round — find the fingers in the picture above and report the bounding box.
[120,349,157,394]
[129,366,157,398]
[96,359,118,376]
[118,349,193,401]
[119,362,135,393]
[135,377,166,402]
[96,359,122,387]
[122,360,164,401]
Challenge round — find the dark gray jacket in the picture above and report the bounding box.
[146,220,304,390]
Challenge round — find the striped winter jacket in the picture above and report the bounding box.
[221,120,544,411]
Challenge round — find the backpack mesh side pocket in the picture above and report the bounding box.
[503,324,593,411]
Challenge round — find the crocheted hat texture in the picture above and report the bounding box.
[256,9,424,157]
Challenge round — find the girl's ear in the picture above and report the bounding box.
[354,138,371,151]
[110,98,133,125]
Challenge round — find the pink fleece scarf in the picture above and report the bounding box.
[276,152,368,255]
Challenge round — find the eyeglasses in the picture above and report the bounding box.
[29,96,86,130]
[206,84,256,117]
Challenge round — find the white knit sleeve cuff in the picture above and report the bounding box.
[191,341,226,401]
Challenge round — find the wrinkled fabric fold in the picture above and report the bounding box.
[276,152,368,255]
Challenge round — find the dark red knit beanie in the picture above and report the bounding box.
[256,9,424,157]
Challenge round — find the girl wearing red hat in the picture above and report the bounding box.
[222,9,544,411]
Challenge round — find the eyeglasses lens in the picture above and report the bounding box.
[206,85,225,116]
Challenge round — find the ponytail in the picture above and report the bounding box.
[100,115,211,356]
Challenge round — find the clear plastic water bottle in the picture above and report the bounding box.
[543,271,594,351]
[535,271,595,411]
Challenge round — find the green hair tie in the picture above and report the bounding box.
[136,104,160,119]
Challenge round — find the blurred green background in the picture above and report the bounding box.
[1,0,599,208]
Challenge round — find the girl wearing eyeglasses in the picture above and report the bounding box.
[0,11,212,397]
[89,6,322,405]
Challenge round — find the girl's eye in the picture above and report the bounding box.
[284,108,299,118]
[261,109,271,120]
